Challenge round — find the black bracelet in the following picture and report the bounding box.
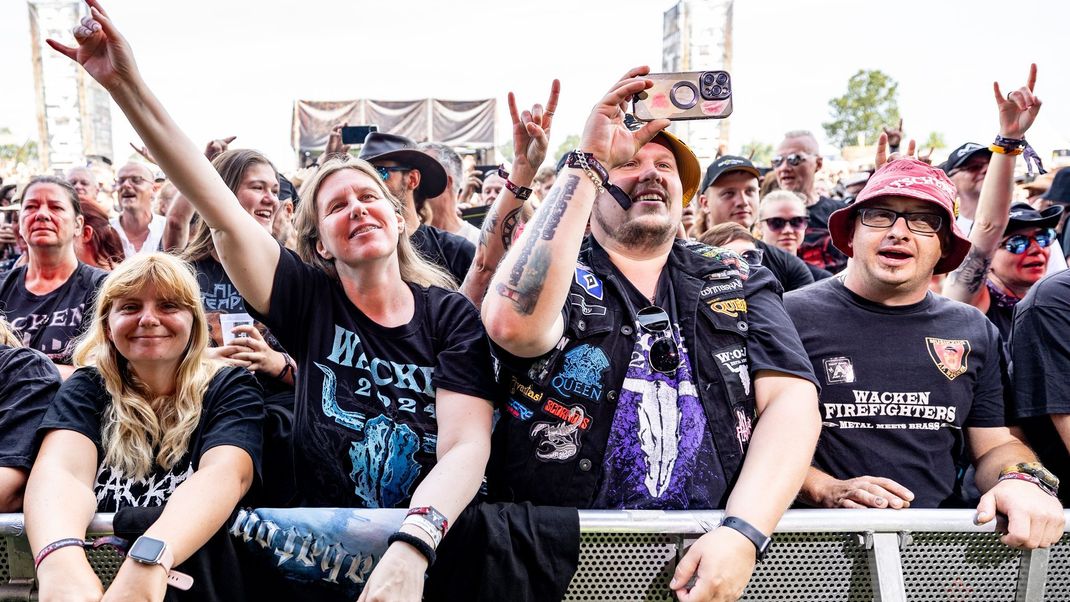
[993,134,1026,151]
[720,516,772,561]
[275,353,295,381]
[388,531,436,566]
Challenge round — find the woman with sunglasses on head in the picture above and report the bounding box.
[48,4,498,599]
[25,252,264,601]
[943,64,1048,339]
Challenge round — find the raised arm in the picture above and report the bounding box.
[461,80,559,308]
[49,2,278,313]
[482,67,668,357]
[944,64,1041,307]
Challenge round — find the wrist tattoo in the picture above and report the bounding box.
[948,248,992,294]
[500,207,521,250]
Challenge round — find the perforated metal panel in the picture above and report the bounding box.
[85,537,124,588]
[0,537,8,582]
[900,532,1020,601]
[1043,534,1070,601]
[565,533,678,601]
[743,533,873,601]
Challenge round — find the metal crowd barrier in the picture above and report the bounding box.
[0,509,1067,601]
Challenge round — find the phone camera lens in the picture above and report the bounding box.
[701,73,715,87]
[716,73,728,85]
[711,85,723,97]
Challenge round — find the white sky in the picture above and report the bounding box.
[1,0,1069,171]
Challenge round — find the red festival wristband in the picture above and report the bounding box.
[497,165,533,200]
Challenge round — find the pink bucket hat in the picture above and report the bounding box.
[827,158,972,274]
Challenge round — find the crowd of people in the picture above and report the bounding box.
[0,2,1068,601]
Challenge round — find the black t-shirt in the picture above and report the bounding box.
[37,366,264,512]
[0,263,106,364]
[249,245,498,508]
[0,345,60,471]
[1009,269,1070,503]
[800,196,848,274]
[191,257,291,396]
[785,278,1007,508]
[984,280,1018,341]
[757,240,815,292]
[411,224,475,284]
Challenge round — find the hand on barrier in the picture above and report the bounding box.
[355,538,428,602]
[35,546,105,602]
[976,477,1065,549]
[100,558,168,602]
[671,526,756,601]
[580,66,670,170]
[814,474,915,509]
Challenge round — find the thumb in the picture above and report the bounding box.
[633,118,671,149]
[222,136,237,144]
[670,545,699,590]
[975,491,996,525]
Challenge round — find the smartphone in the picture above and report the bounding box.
[340,125,378,145]
[631,70,733,121]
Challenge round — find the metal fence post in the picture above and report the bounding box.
[1016,547,1050,602]
[865,531,908,602]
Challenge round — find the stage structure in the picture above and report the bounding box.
[27,0,113,172]
[292,99,497,165]
[662,0,733,167]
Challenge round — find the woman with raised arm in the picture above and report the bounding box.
[25,252,264,601]
[49,4,497,600]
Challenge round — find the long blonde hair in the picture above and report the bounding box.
[73,253,220,480]
[295,156,455,289]
[0,319,21,347]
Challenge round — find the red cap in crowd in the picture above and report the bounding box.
[827,158,972,274]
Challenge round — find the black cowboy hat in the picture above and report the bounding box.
[357,132,447,198]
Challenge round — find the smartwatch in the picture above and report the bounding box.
[720,516,772,561]
[128,536,195,591]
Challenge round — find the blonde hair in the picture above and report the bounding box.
[295,156,456,289]
[73,253,220,480]
[0,319,21,347]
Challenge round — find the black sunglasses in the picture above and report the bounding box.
[761,216,809,231]
[771,153,809,168]
[637,306,681,374]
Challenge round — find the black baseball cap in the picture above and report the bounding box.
[939,142,991,174]
[278,173,299,206]
[699,155,761,192]
[1043,169,1070,204]
[1006,202,1063,234]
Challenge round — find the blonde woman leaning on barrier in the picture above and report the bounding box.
[25,253,264,601]
[48,4,498,600]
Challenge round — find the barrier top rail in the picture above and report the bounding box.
[1,508,1069,537]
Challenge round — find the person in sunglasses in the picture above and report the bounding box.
[483,67,822,600]
[691,155,815,292]
[772,130,848,274]
[784,153,1063,548]
[358,132,475,284]
[756,191,832,281]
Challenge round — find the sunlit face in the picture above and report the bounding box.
[235,163,280,229]
[948,155,988,202]
[116,163,155,214]
[698,171,759,228]
[591,142,683,250]
[991,226,1051,290]
[482,173,505,206]
[19,182,82,250]
[758,197,809,254]
[774,137,821,196]
[67,167,100,206]
[535,175,555,200]
[107,283,194,369]
[848,196,946,296]
[314,168,404,267]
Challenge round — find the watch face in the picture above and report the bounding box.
[129,537,166,563]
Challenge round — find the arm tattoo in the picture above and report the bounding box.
[500,207,521,249]
[498,174,581,313]
[478,207,500,248]
[947,248,993,294]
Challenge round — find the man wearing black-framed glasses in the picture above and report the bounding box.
[483,67,822,600]
[784,152,1063,549]
[773,130,848,273]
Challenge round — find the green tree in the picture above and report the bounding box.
[740,140,774,165]
[0,128,38,165]
[497,140,514,162]
[554,135,581,164]
[822,70,901,149]
[922,131,946,152]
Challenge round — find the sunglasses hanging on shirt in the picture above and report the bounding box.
[636,306,682,375]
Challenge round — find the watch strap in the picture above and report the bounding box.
[720,516,772,561]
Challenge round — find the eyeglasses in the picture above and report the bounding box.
[115,175,149,187]
[859,207,943,235]
[761,216,809,231]
[771,153,809,168]
[1001,228,1055,254]
[374,166,412,181]
[636,306,681,375]
[739,248,764,266]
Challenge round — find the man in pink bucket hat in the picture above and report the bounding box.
[782,157,1064,550]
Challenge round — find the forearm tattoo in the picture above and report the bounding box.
[500,207,521,249]
[947,248,993,294]
[478,206,500,248]
[497,174,580,314]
